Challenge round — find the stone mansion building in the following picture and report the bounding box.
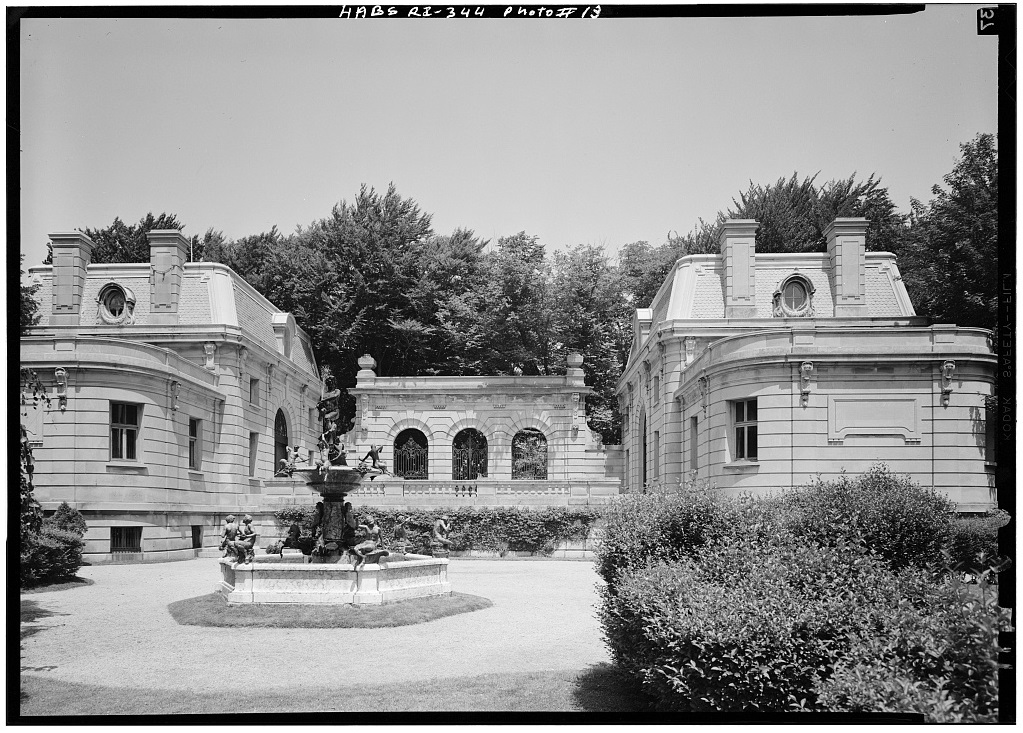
[20,229,621,564]
[616,218,997,511]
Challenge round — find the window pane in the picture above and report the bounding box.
[747,399,757,422]
[111,403,122,424]
[189,419,198,438]
[735,427,745,459]
[112,427,123,459]
[735,401,745,423]
[747,426,758,460]
[125,430,137,460]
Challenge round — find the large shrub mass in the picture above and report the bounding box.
[21,526,86,585]
[595,463,1010,721]
[774,463,956,571]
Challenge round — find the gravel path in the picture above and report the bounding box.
[20,558,610,694]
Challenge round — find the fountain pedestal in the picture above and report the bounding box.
[217,464,452,604]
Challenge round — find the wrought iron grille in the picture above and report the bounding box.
[393,430,429,479]
[111,526,142,552]
[511,429,548,480]
[452,428,488,480]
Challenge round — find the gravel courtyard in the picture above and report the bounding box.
[20,557,614,712]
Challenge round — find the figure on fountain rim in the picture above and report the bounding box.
[226,515,257,564]
[432,514,453,552]
[220,514,239,556]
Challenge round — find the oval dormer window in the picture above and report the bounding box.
[773,275,814,318]
[98,283,136,325]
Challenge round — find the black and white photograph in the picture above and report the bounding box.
[13,3,1014,724]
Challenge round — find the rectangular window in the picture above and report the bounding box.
[689,417,698,472]
[249,432,259,476]
[733,398,758,460]
[111,526,142,553]
[110,402,141,461]
[652,431,660,478]
[188,418,201,470]
[249,377,260,405]
[653,376,660,403]
[191,525,203,550]
[310,407,318,433]
[624,449,630,491]
[985,402,997,467]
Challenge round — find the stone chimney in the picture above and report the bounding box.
[719,219,759,318]
[49,231,96,326]
[825,218,869,317]
[148,230,189,324]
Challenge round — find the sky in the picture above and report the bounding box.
[17,5,999,271]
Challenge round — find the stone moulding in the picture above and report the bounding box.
[218,554,451,604]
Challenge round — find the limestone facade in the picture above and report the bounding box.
[344,353,622,507]
[21,230,323,563]
[617,218,997,511]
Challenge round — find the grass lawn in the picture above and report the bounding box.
[168,591,494,628]
[19,664,651,715]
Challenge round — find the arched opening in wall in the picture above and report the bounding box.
[394,429,429,479]
[452,428,488,480]
[512,429,548,480]
[274,410,289,470]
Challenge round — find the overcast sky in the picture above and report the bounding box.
[18,6,998,270]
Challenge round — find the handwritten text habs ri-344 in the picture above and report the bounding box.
[339,5,601,18]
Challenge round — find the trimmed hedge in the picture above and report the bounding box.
[272,504,602,556]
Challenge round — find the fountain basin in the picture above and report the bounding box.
[218,554,451,604]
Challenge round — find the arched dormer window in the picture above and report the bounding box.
[97,283,136,325]
[773,274,815,318]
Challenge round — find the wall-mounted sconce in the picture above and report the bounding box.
[203,342,216,371]
[698,375,709,415]
[170,380,180,411]
[800,361,814,407]
[54,368,68,411]
[941,360,956,407]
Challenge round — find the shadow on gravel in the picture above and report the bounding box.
[571,663,653,712]
[21,577,94,595]
[169,591,494,628]
[20,599,68,641]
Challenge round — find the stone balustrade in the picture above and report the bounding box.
[261,476,620,508]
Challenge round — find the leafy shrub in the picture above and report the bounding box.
[599,535,901,712]
[281,505,603,555]
[945,509,1010,573]
[273,505,318,536]
[264,541,283,555]
[44,501,88,536]
[594,478,731,588]
[601,531,1009,718]
[21,526,86,585]
[776,463,957,571]
[813,572,1009,722]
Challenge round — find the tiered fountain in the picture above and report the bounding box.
[218,362,451,605]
